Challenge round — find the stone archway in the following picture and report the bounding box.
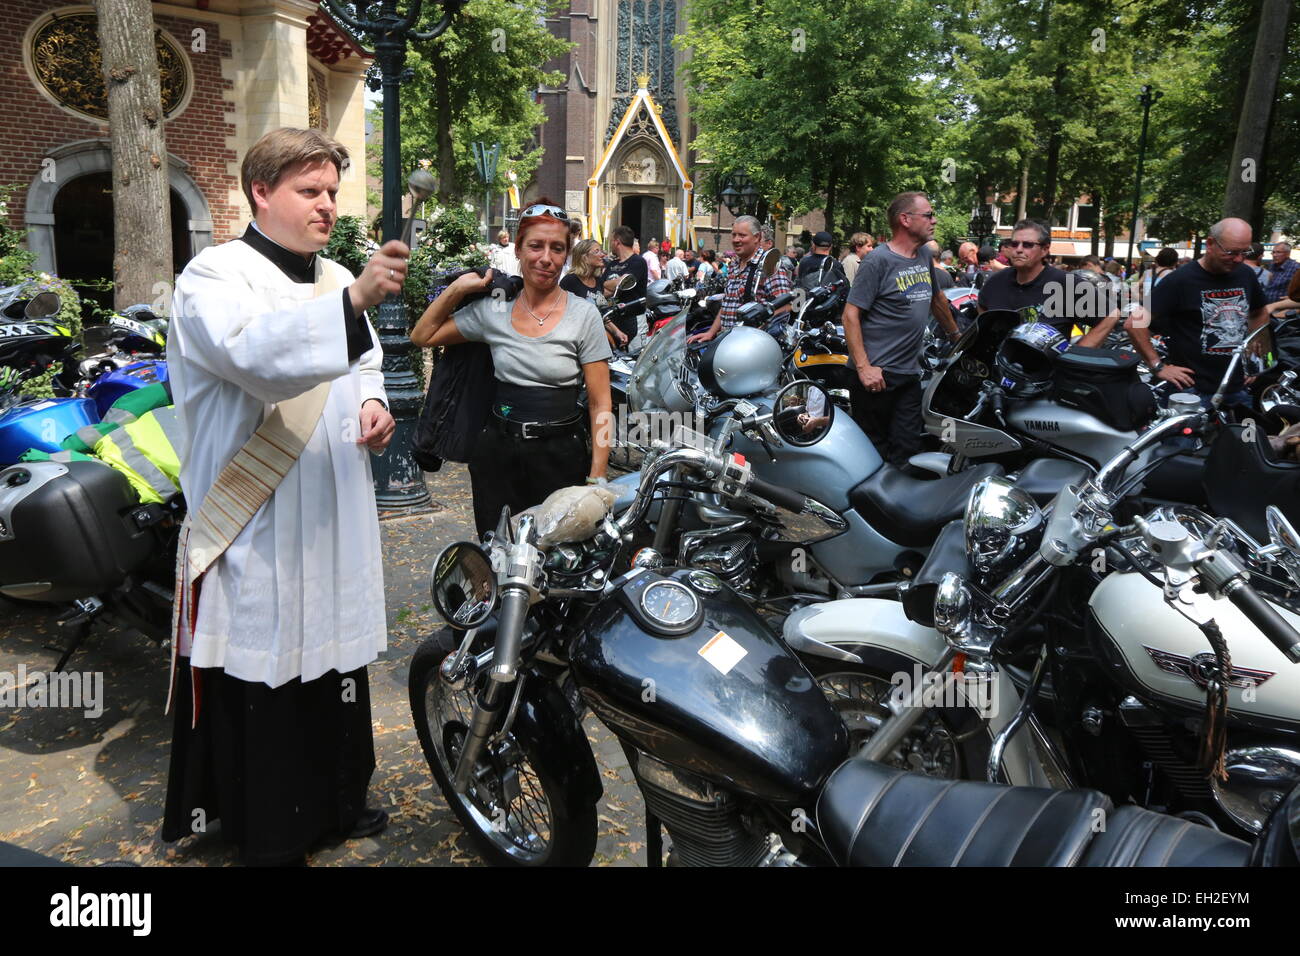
[609,140,674,244]
[23,139,214,277]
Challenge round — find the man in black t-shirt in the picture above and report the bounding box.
[1123,217,1267,405]
[601,224,648,345]
[796,232,846,286]
[977,220,1072,333]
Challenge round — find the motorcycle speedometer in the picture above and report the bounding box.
[639,579,703,634]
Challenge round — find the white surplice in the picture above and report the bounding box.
[168,238,388,688]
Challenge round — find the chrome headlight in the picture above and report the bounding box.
[964,476,1044,584]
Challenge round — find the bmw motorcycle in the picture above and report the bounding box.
[783,410,1300,838]
[408,423,1300,866]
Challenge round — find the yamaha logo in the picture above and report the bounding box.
[1024,419,1061,433]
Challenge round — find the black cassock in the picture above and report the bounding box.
[162,660,375,865]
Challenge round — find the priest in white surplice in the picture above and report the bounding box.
[161,128,407,866]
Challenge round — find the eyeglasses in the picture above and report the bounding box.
[1211,237,1251,258]
[520,203,569,221]
[1004,240,1048,250]
[905,210,938,220]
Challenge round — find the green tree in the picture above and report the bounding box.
[394,0,571,203]
[679,0,945,236]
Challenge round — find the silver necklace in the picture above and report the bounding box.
[523,288,561,326]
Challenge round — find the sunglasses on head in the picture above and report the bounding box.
[520,203,569,221]
[1004,240,1048,250]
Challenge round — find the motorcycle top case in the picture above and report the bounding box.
[0,396,98,464]
[0,459,154,602]
[569,567,850,804]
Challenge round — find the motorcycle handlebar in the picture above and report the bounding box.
[1092,412,1207,495]
[1226,581,1300,664]
[747,475,807,513]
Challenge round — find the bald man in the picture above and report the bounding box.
[1123,217,1268,407]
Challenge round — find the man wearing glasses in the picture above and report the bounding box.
[976,220,1071,331]
[842,191,959,466]
[1121,217,1267,404]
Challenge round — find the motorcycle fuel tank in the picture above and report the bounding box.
[569,567,850,804]
[720,396,882,514]
[87,360,169,418]
[1007,399,1137,468]
[0,396,98,464]
[1090,572,1300,726]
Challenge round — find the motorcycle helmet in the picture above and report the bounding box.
[995,322,1068,398]
[644,278,681,322]
[697,326,783,398]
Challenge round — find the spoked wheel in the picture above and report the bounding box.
[409,633,596,867]
[806,655,991,780]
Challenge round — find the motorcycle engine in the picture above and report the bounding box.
[680,532,756,591]
[626,746,773,866]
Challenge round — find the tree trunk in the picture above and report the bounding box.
[1016,159,1029,221]
[1223,0,1292,226]
[1041,62,1066,224]
[823,162,837,237]
[1090,190,1101,256]
[95,0,171,311]
[432,46,456,203]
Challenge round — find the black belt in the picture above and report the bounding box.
[491,409,584,440]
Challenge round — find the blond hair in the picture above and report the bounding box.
[240,127,350,210]
[569,239,603,281]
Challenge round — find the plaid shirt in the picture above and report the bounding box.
[1265,258,1298,304]
[719,252,794,330]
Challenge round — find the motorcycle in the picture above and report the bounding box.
[408,425,1300,866]
[783,410,1300,837]
[616,315,1087,610]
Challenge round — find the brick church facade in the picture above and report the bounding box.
[0,0,370,288]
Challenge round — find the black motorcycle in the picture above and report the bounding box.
[407,428,1300,866]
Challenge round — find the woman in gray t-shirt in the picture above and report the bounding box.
[411,201,613,536]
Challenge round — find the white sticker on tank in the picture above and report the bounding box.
[29,401,57,410]
[698,630,746,675]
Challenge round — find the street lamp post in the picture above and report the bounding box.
[968,205,995,250]
[472,142,501,243]
[1126,84,1162,273]
[320,0,466,514]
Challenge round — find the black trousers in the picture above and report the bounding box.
[467,423,589,538]
[849,371,924,469]
[162,660,375,866]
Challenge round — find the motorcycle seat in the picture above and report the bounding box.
[849,463,1003,547]
[817,760,1256,867]
[816,760,1107,866]
[1011,458,1092,504]
[1203,424,1300,542]
[1078,805,1250,867]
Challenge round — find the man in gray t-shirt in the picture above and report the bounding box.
[843,191,960,467]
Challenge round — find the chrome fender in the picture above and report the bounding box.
[783,598,1053,787]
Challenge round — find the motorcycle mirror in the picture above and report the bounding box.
[430,541,498,630]
[24,292,61,320]
[1265,506,1300,587]
[770,380,835,447]
[613,273,635,297]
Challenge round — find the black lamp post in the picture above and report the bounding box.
[321,0,467,514]
[968,205,995,249]
[1126,84,1162,273]
[471,141,501,242]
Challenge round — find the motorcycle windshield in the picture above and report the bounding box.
[628,310,690,412]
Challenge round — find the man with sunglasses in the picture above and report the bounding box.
[843,191,959,467]
[1122,217,1267,404]
[976,220,1071,332]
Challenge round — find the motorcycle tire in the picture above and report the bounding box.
[800,645,992,781]
[408,631,598,867]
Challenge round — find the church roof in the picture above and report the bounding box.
[590,79,691,190]
[306,6,372,65]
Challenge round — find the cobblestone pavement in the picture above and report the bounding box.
[0,464,649,867]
